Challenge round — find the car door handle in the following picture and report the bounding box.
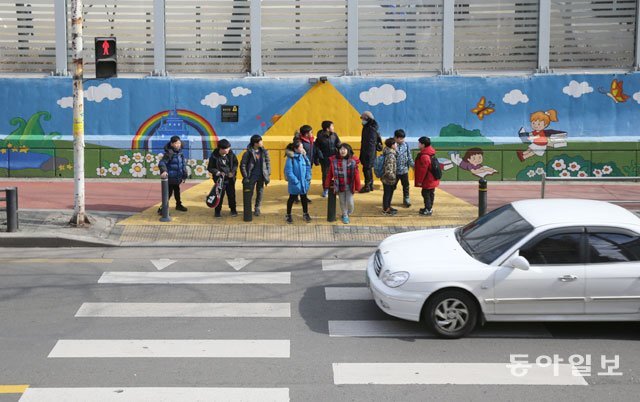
[558,275,578,282]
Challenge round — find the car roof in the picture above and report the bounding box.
[511,199,640,228]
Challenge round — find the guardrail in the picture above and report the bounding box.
[541,174,640,204]
[0,187,19,232]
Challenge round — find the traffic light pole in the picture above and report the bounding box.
[70,0,89,226]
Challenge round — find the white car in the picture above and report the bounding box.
[367,199,640,338]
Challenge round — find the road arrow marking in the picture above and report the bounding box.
[226,258,252,271]
[150,259,176,271]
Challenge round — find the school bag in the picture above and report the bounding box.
[430,155,442,180]
[205,176,226,208]
[373,154,386,178]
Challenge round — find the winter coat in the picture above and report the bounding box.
[359,119,382,168]
[324,155,362,194]
[293,132,315,164]
[380,147,397,186]
[414,146,440,190]
[313,130,341,165]
[396,141,415,175]
[240,145,271,184]
[158,143,188,185]
[284,149,311,195]
[207,148,238,182]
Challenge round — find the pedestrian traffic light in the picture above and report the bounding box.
[95,37,117,79]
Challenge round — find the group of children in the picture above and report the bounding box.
[158,128,440,224]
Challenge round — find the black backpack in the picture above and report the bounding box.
[430,155,442,180]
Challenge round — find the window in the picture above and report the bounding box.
[520,232,583,265]
[588,233,640,263]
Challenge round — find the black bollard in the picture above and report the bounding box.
[5,187,18,232]
[478,178,487,217]
[159,177,171,222]
[327,187,337,222]
[243,181,253,222]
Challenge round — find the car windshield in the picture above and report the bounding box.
[456,204,534,264]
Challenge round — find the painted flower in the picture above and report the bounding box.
[526,170,536,178]
[155,153,164,162]
[119,155,131,165]
[568,161,580,172]
[187,159,197,167]
[186,165,192,177]
[552,159,566,171]
[593,169,603,177]
[129,162,147,178]
[577,171,588,177]
[602,165,612,175]
[145,153,155,163]
[132,152,143,163]
[535,167,545,176]
[194,165,206,177]
[149,162,160,176]
[96,167,107,177]
[205,171,212,179]
[559,170,571,177]
[202,159,209,168]
[108,163,122,176]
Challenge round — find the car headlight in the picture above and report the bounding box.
[380,270,410,288]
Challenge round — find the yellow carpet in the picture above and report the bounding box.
[118,180,476,227]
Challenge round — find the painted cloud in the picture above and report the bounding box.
[563,80,593,98]
[231,86,252,97]
[502,89,529,105]
[201,92,228,109]
[56,83,123,108]
[633,92,640,105]
[360,84,406,106]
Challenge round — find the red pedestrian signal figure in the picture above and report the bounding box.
[102,40,110,56]
[95,37,117,78]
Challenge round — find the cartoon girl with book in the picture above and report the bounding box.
[516,109,567,162]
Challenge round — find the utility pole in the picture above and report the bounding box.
[70,0,89,225]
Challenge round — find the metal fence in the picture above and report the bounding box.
[0,0,638,75]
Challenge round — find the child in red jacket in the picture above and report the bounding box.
[325,143,361,224]
[414,136,440,216]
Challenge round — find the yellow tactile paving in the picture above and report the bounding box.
[118,180,476,227]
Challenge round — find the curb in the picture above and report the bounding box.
[0,234,120,248]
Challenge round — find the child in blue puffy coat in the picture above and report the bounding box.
[284,140,312,224]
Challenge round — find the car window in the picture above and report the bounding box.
[520,233,583,265]
[457,204,534,264]
[588,233,640,263]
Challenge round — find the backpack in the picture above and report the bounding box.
[374,154,386,178]
[430,155,442,180]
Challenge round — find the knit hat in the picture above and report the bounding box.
[361,111,374,121]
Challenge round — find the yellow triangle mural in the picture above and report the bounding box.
[263,82,362,141]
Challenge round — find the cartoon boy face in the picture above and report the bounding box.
[531,120,546,131]
[468,153,483,166]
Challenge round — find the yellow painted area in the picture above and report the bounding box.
[6,259,113,263]
[0,385,28,394]
[119,180,476,227]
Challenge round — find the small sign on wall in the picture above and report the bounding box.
[221,105,239,122]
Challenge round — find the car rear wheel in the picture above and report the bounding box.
[424,290,478,339]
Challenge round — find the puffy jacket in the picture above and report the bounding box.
[314,130,341,165]
[380,147,397,186]
[414,146,440,189]
[158,143,187,185]
[324,155,362,194]
[207,148,238,181]
[240,145,271,184]
[359,119,382,168]
[284,149,311,195]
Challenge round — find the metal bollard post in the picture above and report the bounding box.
[243,181,253,222]
[327,187,337,222]
[478,178,487,217]
[6,187,18,232]
[159,177,171,222]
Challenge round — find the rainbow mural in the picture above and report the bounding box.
[132,109,218,158]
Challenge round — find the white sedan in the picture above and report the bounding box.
[367,199,640,338]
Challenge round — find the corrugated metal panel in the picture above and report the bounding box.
[69,0,155,75]
[358,0,443,72]
[261,0,348,73]
[166,0,250,74]
[549,0,637,69]
[0,1,56,73]
[454,1,539,71]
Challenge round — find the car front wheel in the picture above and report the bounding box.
[424,290,478,339]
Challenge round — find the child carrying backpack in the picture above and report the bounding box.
[325,143,361,224]
[380,138,398,216]
[284,140,312,224]
[414,136,441,216]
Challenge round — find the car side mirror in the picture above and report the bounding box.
[508,255,530,271]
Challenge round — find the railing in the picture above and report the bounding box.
[0,187,19,232]
[540,174,640,204]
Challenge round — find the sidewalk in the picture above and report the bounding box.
[1,179,639,247]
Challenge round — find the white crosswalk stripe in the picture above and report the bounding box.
[98,271,291,284]
[19,387,289,402]
[75,302,291,318]
[321,259,368,271]
[324,287,373,301]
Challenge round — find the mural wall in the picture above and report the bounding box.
[1,73,639,180]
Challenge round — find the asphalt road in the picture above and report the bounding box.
[1,247,639,402]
